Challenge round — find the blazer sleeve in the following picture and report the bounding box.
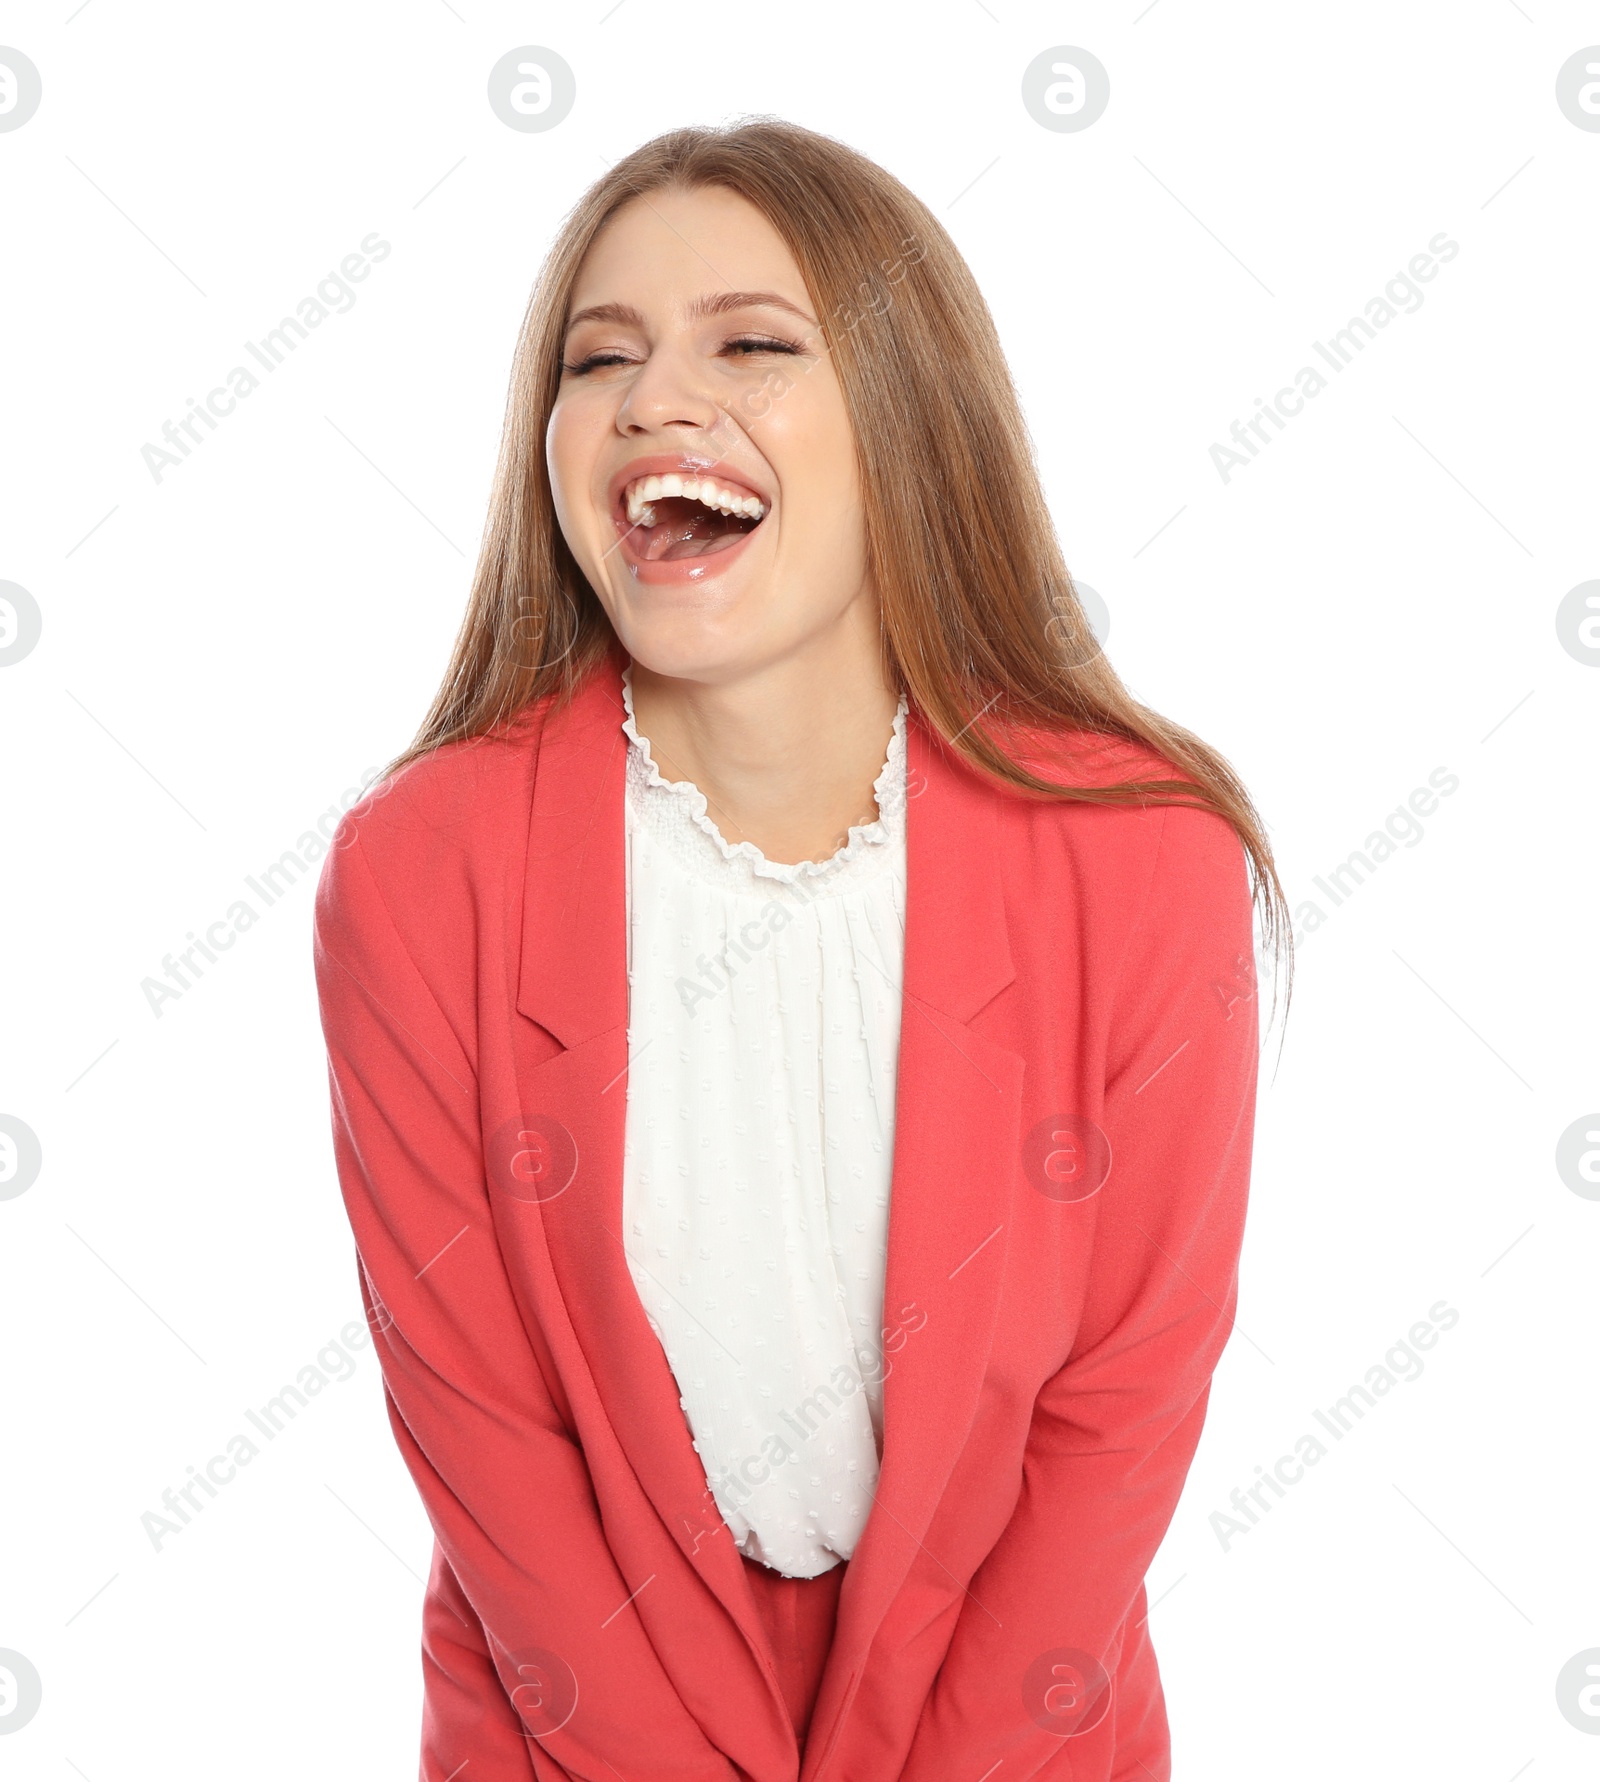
[314,826,741,1782]
[418,1541,559,1781]
[896,803,1261,1782]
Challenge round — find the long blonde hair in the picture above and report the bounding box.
[393,118,1291,1003]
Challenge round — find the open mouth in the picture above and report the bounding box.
[615,472,768,565]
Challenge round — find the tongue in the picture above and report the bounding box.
[633,496,758,562]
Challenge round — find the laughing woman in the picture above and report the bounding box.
[314,120,1287,1782]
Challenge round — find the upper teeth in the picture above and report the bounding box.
[625,473,766,526]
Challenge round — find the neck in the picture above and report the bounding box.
[625,616,901,868]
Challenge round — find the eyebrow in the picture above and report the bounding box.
[564,289,817,335]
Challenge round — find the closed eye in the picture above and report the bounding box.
[560,334,806,377]
[721,334,803,357]
[561,350,639,375]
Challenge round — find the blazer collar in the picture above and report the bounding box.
[514,653,1023,1778]
[515,655,631,1050]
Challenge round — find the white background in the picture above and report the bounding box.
[2,3,1597,1777]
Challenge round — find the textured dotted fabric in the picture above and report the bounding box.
[619,666,908,1579]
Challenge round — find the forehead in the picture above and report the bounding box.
[568,186,813,317]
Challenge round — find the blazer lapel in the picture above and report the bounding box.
[511,655,797,1760]
[804,716,1025,1772]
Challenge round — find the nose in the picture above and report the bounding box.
[614,342,725,440]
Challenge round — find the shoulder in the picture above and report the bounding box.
[344,712,545,861]
[995,724,1248,892]
[971,725,1254,1014]
[315,698,553,948]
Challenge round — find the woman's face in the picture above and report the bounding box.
[547,185,871,685]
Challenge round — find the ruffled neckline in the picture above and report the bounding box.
[620,663,908,888]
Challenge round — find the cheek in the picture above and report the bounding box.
[545,398,609,540]
[760,384,864,541]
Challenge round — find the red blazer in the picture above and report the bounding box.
[313,649,1259,1782]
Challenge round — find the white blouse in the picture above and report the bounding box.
[619,667,909,1578]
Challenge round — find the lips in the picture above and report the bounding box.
[606,453,770,584]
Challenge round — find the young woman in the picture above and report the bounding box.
[314,120,1287,1782]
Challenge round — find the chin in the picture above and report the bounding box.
[610,614,769,687]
